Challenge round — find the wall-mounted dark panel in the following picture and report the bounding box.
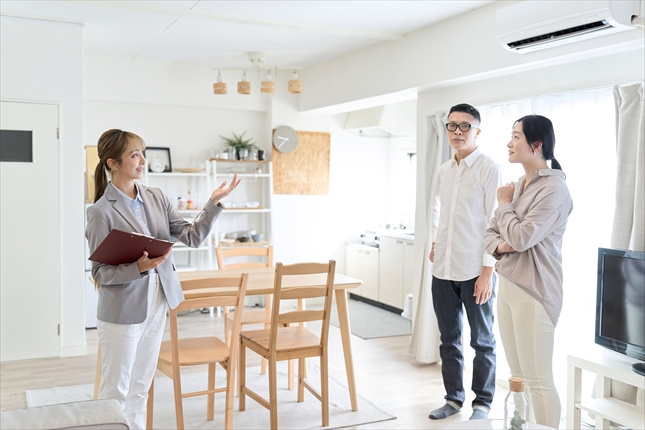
[1,130,33,162]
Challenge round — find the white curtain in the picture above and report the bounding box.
[612,83,645,252]
[408,112,449,363]
[602,83,645,412]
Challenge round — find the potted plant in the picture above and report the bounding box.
[220,131,257,160]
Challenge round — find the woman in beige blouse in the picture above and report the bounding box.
[485,115,573,429]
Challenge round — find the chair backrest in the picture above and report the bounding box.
[269,261,336,347]
[170,274,249,359]
[215,246,273,270]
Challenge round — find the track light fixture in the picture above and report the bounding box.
[212,52,302,96]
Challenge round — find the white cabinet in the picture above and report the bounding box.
[143,162,215,270]
[567,346,645,430]
[210,159,273,254]
[378,235,414,310]
[345,243,379,302]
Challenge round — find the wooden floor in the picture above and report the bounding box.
[0,307,568,429]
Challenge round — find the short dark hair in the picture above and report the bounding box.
[449,103,481,123]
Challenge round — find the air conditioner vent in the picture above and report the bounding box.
[507,20,612,51]
[496,0,640,54]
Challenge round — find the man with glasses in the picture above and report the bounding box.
[428,103,502,421]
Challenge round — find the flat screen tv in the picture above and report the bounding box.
[595,247,645,376]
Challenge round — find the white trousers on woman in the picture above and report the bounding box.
[497,275,561,429]
[97,274,167,429]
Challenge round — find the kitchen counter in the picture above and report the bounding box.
[378,231,414,240]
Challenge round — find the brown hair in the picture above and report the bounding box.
[93,129,145,202]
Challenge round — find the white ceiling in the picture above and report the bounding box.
[0,0,495,70]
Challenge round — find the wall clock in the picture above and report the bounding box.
[273,125,299,153]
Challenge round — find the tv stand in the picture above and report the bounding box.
[567,346,645,429]
[632,362,645,377]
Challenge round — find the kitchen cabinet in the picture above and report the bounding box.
[143,162,215,271]
[345,243,379,302]
[378,235,414,310]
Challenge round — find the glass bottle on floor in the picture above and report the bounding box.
[504,377,529,430]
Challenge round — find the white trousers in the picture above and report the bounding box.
[97,274,167,430]
[497,275,561,429]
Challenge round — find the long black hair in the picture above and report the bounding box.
[514,115,562,171]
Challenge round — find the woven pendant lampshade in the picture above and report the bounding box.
[261,69,275,93]
[237,71,250,95]
[213,71,227,94]
[288,70,302,94]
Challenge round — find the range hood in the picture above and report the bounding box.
[344,101,416,137]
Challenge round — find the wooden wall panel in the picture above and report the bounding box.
[273,131,330,195]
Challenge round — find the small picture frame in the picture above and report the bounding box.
[144,147,172,173]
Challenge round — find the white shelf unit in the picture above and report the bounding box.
[210,159,273,256]
[567,345,645,430]
[142,162,215,271]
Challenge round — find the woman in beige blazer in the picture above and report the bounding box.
[85,129,239,429]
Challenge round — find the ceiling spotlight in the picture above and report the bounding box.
[288,70,302,94]
[213,71,227,95]
[237,70,250,95]
[261,69,275,94]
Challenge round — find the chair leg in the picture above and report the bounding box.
[146,380,154,429]
[297,358,305,402]
[224,315,231,345]
[288,358,295,390]
[172,374,185,430]
[207,363,215,421]
[93,346,102,400]
[239,343,246,411]
[322,355,329,427]
[206,363,215,421]
[225,356,235,430]
[269,358,278,430]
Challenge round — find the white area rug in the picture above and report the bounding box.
[25,363,395,429]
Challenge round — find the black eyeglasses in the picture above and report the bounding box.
[445,123,478,132]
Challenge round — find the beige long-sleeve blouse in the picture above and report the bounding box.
[485,169,573,325]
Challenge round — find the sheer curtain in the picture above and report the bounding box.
[409,112,449,363]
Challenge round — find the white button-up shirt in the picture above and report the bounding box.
[431,147,502,281]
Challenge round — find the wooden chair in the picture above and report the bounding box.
[239,260,336,429]
[216,245,274,376]
[215,246,273,346]
[146,273,249,430]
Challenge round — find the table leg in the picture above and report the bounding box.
[334,289,358,411]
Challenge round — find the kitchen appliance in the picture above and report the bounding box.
[358,230,380,248]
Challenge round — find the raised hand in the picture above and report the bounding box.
[209,174,241,204]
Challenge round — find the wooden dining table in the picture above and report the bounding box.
[178,266,363,411]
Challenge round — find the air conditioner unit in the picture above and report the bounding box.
[496,0,640,53]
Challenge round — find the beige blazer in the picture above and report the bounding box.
[85,182,222,324]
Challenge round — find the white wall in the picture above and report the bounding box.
[0,16,86,357]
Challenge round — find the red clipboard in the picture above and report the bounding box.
[88,229,174,265]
